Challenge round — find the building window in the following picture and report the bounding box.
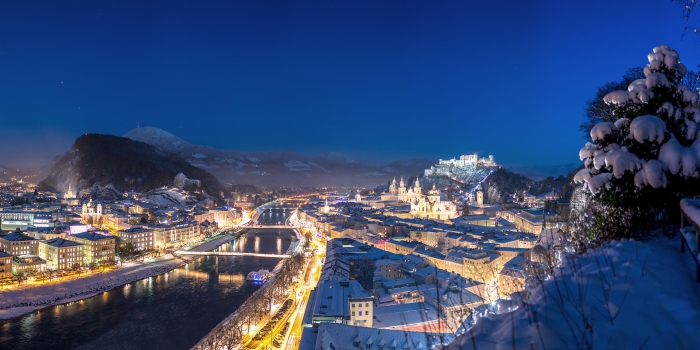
[365,303,369,307]
[359,311,362,316]
[352,311,355,316]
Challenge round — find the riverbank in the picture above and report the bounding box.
[0,253,196,320]
[0,230,250,320]
[185,233,239,252]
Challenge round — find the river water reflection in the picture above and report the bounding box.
[0,207,294,350]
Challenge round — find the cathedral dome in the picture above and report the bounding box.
[427,184,440,196]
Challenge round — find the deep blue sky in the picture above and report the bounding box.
[1,0,699,168]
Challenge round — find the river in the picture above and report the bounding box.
[0,206,295,350]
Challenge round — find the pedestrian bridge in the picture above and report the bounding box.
[258,207,298,210]
[243,224,301,229]
[174,250,290,258]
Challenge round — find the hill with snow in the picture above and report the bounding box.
[38,134,226,200]
[141,187,189,206]
[448,238,700,349]
[123,126,432,187]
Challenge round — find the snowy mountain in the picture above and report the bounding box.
[122,127,431,187]
[38,134,226,200]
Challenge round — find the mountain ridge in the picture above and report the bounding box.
[123,126,432,187]
[38,134,226,200]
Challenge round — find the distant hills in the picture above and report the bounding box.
[503,164,580,181]
[26,127,579,195]
[38,134,226,200]
[123,126,433,187]
[0,164,51,185]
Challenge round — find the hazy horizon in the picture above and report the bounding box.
[0,125,580,170]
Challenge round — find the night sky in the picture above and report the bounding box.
[1,0,699,168]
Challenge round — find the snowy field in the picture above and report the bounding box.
[0,254,194,320]
[449,238,700,349]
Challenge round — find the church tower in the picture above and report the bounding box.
[323,199,330,214]
[414,177,422,196]
[428,184,440,203]
[398,176,406,196]
[476,185,484,207]
[389,177,398,195]
[87,198,94,216]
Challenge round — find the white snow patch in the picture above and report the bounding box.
[190,162,210,168]
[634,159,667,188]
[659,138,698,177]
[646,72,670,89]
[284,160,311,171]
[247,157,260,163]
[680,198,700,225]
[679,85,700,107]
[449,239,700,350]
[579,142,596,160]
[307,161,329,172]
[590,122,618,141]
[658,102,682,120]
[603,91,632,105]
[629,115,666,143]
[220,159,248,169]
[192,153,207,159]
[573,168,591,183]
[142,188,187,206]
[605,149,642,178]
[627,79,647,92]
[588,172,613,195]
[593,149,607,170]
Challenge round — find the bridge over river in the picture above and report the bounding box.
[174,250,290,258]
[243,224,300,229]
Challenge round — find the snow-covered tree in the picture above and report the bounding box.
[574,45,700,244]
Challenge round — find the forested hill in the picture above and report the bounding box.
[482,167,578,204]
[38,134,226,200]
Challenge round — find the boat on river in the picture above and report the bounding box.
[246,269,272,283]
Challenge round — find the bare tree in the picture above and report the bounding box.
[579,67,645,136]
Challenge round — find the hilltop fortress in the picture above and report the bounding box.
[424,153,497,176]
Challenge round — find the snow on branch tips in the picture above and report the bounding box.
[590,122,618,141]
[579,44,700,202]
[629,115,666,143]
[588,173,613,195]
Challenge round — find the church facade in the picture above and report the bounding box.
[382,177,459,220]
[81,198,103,221]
